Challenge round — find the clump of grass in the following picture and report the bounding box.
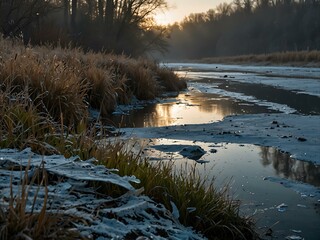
[155,66,187,91]
[0,48,89,125]
[0,83,91,157]
[84,65,118,116]
[0,36,186,122]
[0,163,81,239]
[101,55,186,100]
[104,56,159,100]
[0,88,57,154]
[92,140,256,240]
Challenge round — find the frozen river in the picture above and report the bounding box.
[113,63,320,239]
[112,63,320,126]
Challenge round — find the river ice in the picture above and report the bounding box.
[165,63,320,97]
[119,63,320,239]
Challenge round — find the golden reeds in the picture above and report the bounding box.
[201,50,320,66]
[0,36,185,125]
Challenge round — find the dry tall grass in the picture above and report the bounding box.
[0,87,57,153]
[0,36,185,125]
[201,50,320,66]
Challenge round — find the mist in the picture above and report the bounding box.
[163,0,320,60]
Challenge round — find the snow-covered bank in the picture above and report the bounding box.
[0,148,204,239]
[122,113,320,164]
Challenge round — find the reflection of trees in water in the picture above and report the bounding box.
[259,147,320,187]
[111,89,272,127]
[141,93,238,126]
[147,104,176,127]
[259,146,272,166]
[184,91,270,117]
[179,93,239,118]
[187,93,236,116]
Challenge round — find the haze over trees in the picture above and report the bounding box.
[0,0,168,56]
[1,0,320,58]
[165,0,320,59]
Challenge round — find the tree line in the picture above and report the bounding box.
[0,0,168,56]
[165,0,320,59]
[1,0,319,58]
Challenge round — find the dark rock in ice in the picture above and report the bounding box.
[297,137,307,142]
[210,149,218,154]
[179,146,206,160]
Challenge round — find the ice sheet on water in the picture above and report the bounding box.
[276,203,289,212]
[168,63,320,97]
[285,235,304,240]
[264,176,320,199]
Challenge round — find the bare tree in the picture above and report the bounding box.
[0,0,170,55]
[71,0,77,29]
[98,0,105,21]
[0,0,53,39]
[63,0,69,27]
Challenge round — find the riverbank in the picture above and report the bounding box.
[0,39,256,239]
[197,51,320,68]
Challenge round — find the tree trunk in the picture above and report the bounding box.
[98,0,104,21]
[105,0,114,28]
[63,0,69,28]
[87,0,93,19]
[71,0,77,30]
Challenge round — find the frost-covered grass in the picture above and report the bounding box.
[0,37,256,239]
[0,36,185,124]
[0,161,82,239]
[0,148,206,239]
[86,140,256,239]
[201,50,320,66]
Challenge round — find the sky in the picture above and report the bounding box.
[154,0,227,25]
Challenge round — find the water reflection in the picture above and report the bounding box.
[259,146,320,186]
[143,138,320,187]
[109,92,276,128]
[129,138,320,239]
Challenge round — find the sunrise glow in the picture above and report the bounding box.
[153,0,226,25]
[153,12,177,26]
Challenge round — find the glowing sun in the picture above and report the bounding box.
[153,11,177,26]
